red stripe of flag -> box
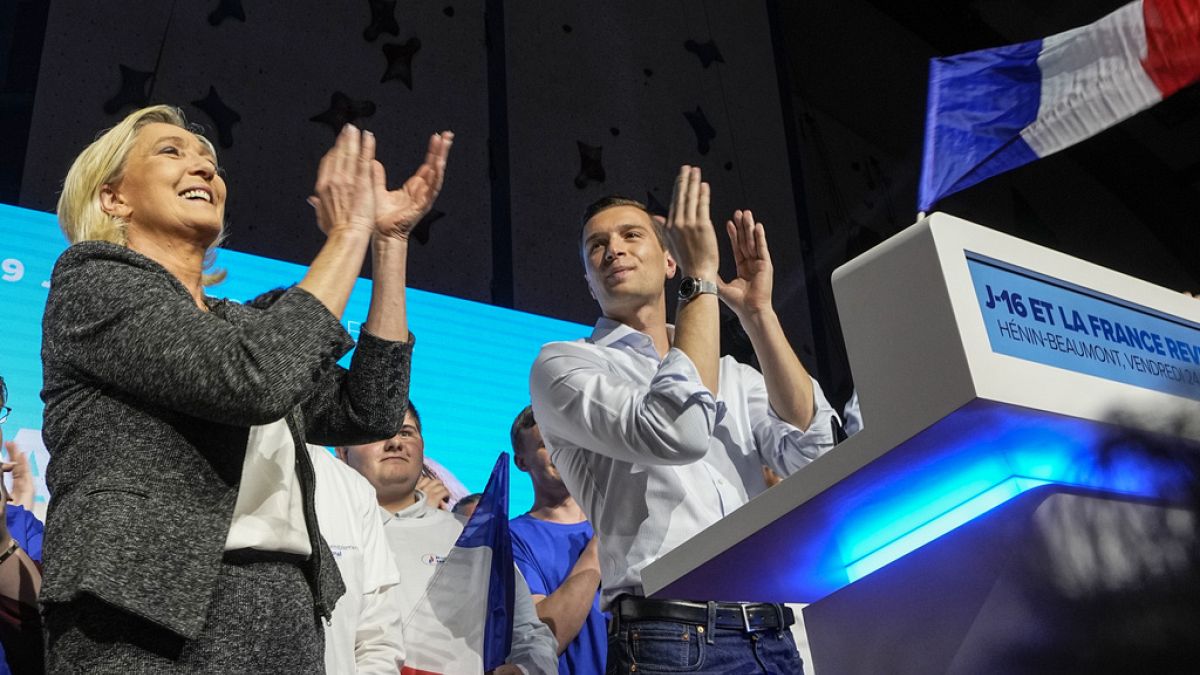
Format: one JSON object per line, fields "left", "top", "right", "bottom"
{"left": 1141, "top": 0, "right": 1200, "bottom": 96}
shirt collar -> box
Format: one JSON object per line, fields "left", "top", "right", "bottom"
{"left": 590, "top": 317, "right": 674, "bottom": 360}
{"left": 387, "top": 490, "right": 434, "bottom": 520}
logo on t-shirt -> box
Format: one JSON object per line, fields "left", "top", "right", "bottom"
{"left": 421, "top": 553, "right": 447, "bottom": 566}
{"left": 329, "top": 544, "right": 359, "bottom": 559}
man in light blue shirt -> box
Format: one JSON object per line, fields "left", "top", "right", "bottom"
{"left": 530, "top": 169, "right": 838, "bottom": 673}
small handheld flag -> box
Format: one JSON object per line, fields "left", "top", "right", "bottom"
{"left": 401, "top": 453, "right": 514, "bottom": 675}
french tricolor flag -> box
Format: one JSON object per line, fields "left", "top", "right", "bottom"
{"left": 919, "top": 0, "right": 1200, "bottom": 212}
{"left": 401, "top": 453, "right": 515, "bottom": 675}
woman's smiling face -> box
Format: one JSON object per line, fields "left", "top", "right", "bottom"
{"left": 101, "top": 122, "right": 227, "bottom": 247}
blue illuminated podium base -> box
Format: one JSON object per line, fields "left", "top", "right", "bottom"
{"left": 804, "top": 486, "right": 1192, "bottom": 674}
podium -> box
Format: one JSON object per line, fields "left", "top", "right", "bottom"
{"left": 639, "top": 213, "right": 1200, "bottom": 671}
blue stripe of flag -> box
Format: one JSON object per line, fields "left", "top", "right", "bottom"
{"left": 455, "top": 452, "right": 514, "bottom": 671}
{"left": 919, "top": 39, "right": 1044, "bottom": 211}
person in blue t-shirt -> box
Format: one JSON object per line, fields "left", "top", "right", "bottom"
{"left": 509, "top": 406, "right": 606, "bottom": 675}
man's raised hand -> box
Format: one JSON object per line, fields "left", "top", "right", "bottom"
{"left": 663, "top": 165, "right": 719, "bottom": 279}
{"left": 718, "top": 209, "right": 775, "bottom": 319}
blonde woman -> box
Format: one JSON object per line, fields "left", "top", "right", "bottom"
{"left": 40, "top": 105, "right": 451, "bottom": 671}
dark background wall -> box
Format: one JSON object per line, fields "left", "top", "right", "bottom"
{"left": 3, "top": 0, "right": 1199, "bottom": 407}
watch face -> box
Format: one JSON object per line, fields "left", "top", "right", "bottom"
{"left": 679, "top": 277, "right": 696, "bottom": 298}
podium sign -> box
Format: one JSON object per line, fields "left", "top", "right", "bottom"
{"left": 967, "top": 252, "right": 1200, "bottom": 401}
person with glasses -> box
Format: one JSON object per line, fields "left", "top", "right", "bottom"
{"left": 0, "top": 374, "right": 44, "bottom": 674}
{"left": 0, "top": 406, "right": 35, "bottom": 516}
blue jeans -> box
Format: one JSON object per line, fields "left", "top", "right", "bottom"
{"left": 607, "top": 618, "right": 805, "bottom": 674}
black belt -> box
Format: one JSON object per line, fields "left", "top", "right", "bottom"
{"left": 222, "top": 548, "right": 309, "bottom": 566}
{"left": 613, "top": 596, "right": 794, "bottom": 633}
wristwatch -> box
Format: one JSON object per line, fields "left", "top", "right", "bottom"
{"left": 678, "top": 276, "right": 718, "bottom": 302}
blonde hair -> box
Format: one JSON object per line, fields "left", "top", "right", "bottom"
{"left": 57, "top": 105, "right": 226, "bottom": 285}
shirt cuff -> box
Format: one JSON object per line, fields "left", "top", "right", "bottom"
{"left": 657, "top": 348, "right": 718, "bottom": 417}
{"left": 769, "top": 404, "right": 835, "bottom": 452}
{"left": 769, "top": 377, "right": 840, "bottom": 462}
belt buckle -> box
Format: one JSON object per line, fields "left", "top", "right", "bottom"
{"left": 741, "top": 604, "right": 762, "bottom": 633}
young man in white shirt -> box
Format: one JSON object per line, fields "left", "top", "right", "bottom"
{"left": 529, "top": 167, "right": 838, "bottom": 673}
{"left": 341, "top": 404, "right": 558, "bottom": 675}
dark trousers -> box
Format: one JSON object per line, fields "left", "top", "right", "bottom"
{"left": 43, "top": 557, "right": 324, "bottom": 673}
{"left": 607, "top": 608, "right": 805, "bottom": 674}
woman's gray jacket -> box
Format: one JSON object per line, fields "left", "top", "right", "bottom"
{"left": 39, "top": 241, "right": 413, "bottom": 638}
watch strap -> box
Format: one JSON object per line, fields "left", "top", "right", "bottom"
{"left": 678, "top": 277, "right": 719, "bottom": 301}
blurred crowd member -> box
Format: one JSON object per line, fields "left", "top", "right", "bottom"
{"left": 342, "top": 403, "right": 558, "bottom": 674}
{"left": 842, "top": 389, "right": 863, "bottom": 437}
{"left": 997, "top": 416, "right": 1200, "bottom": 672}
{"left": 509, "top": 406, "right": 605, "bottom": 674}
{"left": 417, "top": 462, "right": 453, "bottom": 511}
{"left": 41, "top": 104, "right": 447, "bottom": 670}
{"left": 423, "top": 456, "right": 472, "bottom": 509}
{"left": 0, "top": 380, "right": 39, "bottom": 556}
{"left": 452, "top": 493, "right": 483, "bottom": 518}
{"left": 1, "top": 442, "right": 34, "bottom": 515}
{"left": 0, "top": 376, "right": 43, "bottom": 674}
{"left": 762, "top": 464, "right": 784, "bottom": 489}
{"left": 530, "top": 177, "right": 838, "bottom": 673}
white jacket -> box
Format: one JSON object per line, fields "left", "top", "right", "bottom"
{"left": 311, "top": 446, "right": 407, "bottom": 674}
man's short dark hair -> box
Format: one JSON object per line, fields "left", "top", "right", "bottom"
{"left": 510, "top": 405, "right": 536, "bottom": 455}
{"left": 405, "top": 401, "right": 422, "bottom": 433}
{"left": 0, "top": 374, "right": 7, "bottom": 408}
{"left": 579, "top": 195, "right": 667, "bottom": 251}
{"left": 452, "top": 493, "right": 483, "bottom": 516}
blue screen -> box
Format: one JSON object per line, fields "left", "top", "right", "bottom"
{"left": 0, "top": 202, "right": 589, "bottom": 516}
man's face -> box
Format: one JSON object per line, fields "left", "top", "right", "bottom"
{"left": 581, "top": 205, "right": 676, "bottom": 316}
{"left": 514, "top": 424, "right": 564, "bottom": 489}
{"left": 344, "top": 410, "right": 425, "bottom": 499}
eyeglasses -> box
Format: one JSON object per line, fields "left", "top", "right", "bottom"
{"left": 0, "top": 406, "right": 9, "bottom": 424}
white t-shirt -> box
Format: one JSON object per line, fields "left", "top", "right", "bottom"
{"left": 224, "top": 419, "right": 310, "bottom": 553}
{"left": 382, "top": 492, "right": 558, "bottom": 675}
